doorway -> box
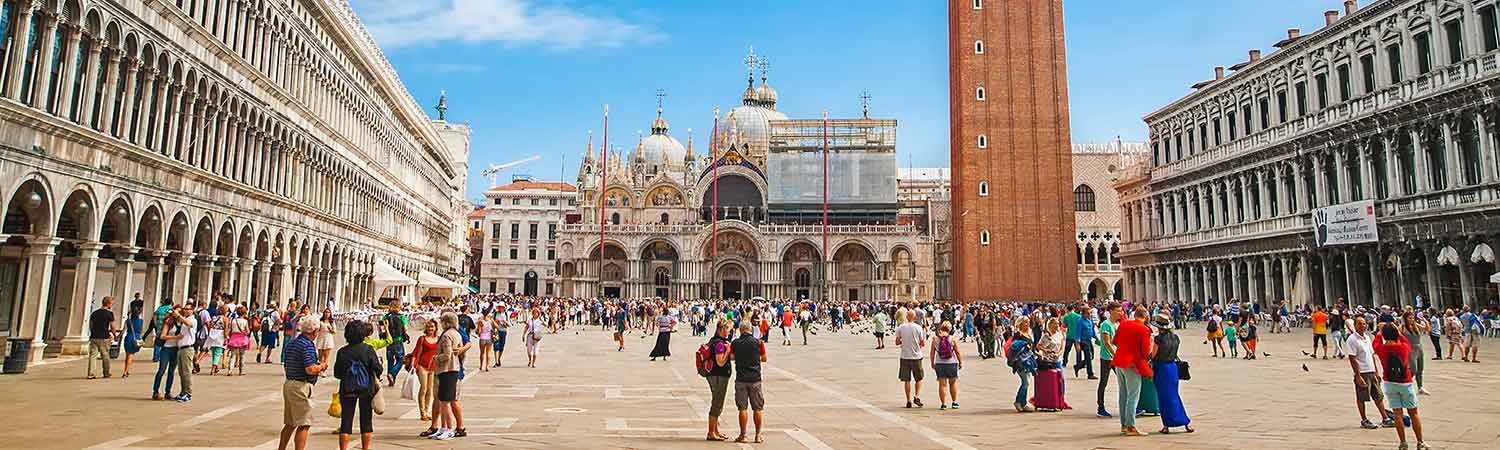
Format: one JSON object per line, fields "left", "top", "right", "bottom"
{"left": 722, "top": 280, "right": 743, "bottom": 300}
{"left": 603, "top": 286, "right": 621, "bottom": 299}
{"left": 523, "top": 271, "right": 538, "bottom": 296}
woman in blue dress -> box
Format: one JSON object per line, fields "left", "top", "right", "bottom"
{"left": 1150, "top": 314, "right": 1193, "bottom": 433}
{"left": 962, "top": 309, "right": 976, "bottom": 342}
{"left": 122, "top": 299, "right": 145, "bottom": 378}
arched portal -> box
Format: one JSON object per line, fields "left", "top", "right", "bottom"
{"left": 782, "top": 241, "right": 820, "bottom": 300}
{"left": 524, "top": 270, "right": 538, "bottom": 297}
{"left": 833, "top": 242, "right": 875, "bottom": 302}
{"left": 641, "top": 240, "right": 678, "bottom": 299}
{"left": 716, "top": 262, "right": 747, "bottom": 300}
{"left": 590, "top": 243, "right": 627, "bottom": 298}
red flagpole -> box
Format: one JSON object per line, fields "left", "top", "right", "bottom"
{"left": 711, "top": 108, "right": 720, "bottom": 280}
{"left": 821, "top": 111, "right": 829, "bottom": 293}
{"left": 599, "top": 104, "right": 609, "bottom": 298}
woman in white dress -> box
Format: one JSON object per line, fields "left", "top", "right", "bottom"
{"left": 525, "top": 307, "right": 543, "bottom": 368}
{"left": 316, "top": 310, "right": 337, "bottom": 366}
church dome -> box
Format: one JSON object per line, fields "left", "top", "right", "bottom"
{"left": 637, "top": 106, "right": 687, "bottom": 168}
{"left": 755, "top": 82, "right": 778, "bottom": 106}
{"left": 720, "top": 100, "right": 787, "bottom": 159}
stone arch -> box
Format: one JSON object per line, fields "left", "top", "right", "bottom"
{"left": 779, "top": 238, "right": 822, "bottom": 263}
{"left": 165, "top": 209, "right": 191, "bottom": 252}
{"left": 215, "top": 219, "right": 237, "bottom": 257}
{"left": 55, "top": 186, "right": 101, "bottom": 242}
{"left": 236, "top": 224, "right": 255, "bottom": 259}
{"left": 640, "top": 239, "right": 680, "bottom": 261}
{"left": 703, "top": 229, "right": 758, "bottom": 260}
{"left": 3, "top": 176, "right": 56, "bottom": 236}
{"left": 99, "top": 193, "right": 134, "bottom": 245}
{"left": 191, "top": 214, "right": 215, "bottom": 254}
{"left": 134, "top": 202, "right": 164, "bottom": 250}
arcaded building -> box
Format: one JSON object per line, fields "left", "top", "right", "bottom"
{"left": 1117, "top": 0, "right": 1500, "bottom": 309}
{"left": 949, "top": 0, "right": 1077, "bottom": 301}
{"left": 1073, "top": 142, "right": 1148, "bottom": 300}
{"left": 0, "top": 0, "right": 469, "bottom": 362}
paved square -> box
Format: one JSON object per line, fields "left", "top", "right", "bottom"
{"left": 3, "top": 325, "right": 1498, "bottom": 449}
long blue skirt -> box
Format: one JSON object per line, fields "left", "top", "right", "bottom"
{"left": 1152, "top": 361, "right": 1191, "bottom": 428}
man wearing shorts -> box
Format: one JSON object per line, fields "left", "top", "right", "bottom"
{"left": 731, "top": 322, "right": 767, "bottom": 443}
{"left": 1345, "top": 317, "right": 1394, "bottom": 429}
{"left": 1311, "top": 306, "right": 1329, "bottom": 359}
{"left": 894, "top": 311, "right": 926, "bottom": 408}
{"left": 278, "top": 317, "right": 325, "bottom": 450}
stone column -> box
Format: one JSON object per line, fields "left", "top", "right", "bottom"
{"left": 1441, "top": 119, "right": 1461, "bottom": 189}
{"left": 277, "top": 262, "right": 294, "bottom": 304}
{"left": 116, "top": 65, "right": 144, "bottom": 140}
{"left": 1319, "top": 252, "right": 1335, "bottom": 306}
{"left": 141, "top": 251, "right": 164, "bottom": 303}
{"left": 236, "top": 259, "right": 254, "bottom": 303}
{"left": 26, "top": 11, "right": 59, "bottom": 106}
{"left": 170, "top": 253, "right": 192, "bottom": 304}
{"left": 1246, "top": 258, "right": 1261, "bottom": 305}
{"left": 1262, "top": 257, "right": 1276, "bottom": 305}
{"left": 61, "top": 242, "right": 105, "bottom": 355}
{"left": 94, "top": 51, "right": 121, "bottom": 132}
{"left": 1424, "top": 245, "right": 1441, "bottom": 309}
{"left": 55, "top": 28, "right": 83, "bottom": 117}
{"left": 4, "top": 5, "right": 36, "bottom": 101}
{"left": 111, "top": 246, "right": 138, "bottom": 313}
{"left": 1230, "top": 258, "right": 1243, "bottom": 302}
{"left": 1368, "top": 248, "right": 1383, "bottom": 307}
{"left": 1282, "top": 256, "right": 1296, "bottom": 305}
{"left": 1457, "top": 246, "right": 1474, "bottom": 309}
{"left": 1342, "top": 250, "right": 1356, "bottom": 304}
{"left": 257, "top": 263, "right": 273, "bottom": 309}
{"left": 1412, "top": 129, "right": 1431, "bottom": 193}
{"left": 16, "top": 237, "right": 61, "bottom": 362}
{"left": 1478, "top": 111, "right": 1497, "bottom": 183}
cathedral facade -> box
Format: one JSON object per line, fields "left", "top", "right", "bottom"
{"left": 554, "top": 58, "right": 932, "bottom": 301}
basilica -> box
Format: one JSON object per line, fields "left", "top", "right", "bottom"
{"left": 554, "top": 55, "right": 932, "bottom": 301}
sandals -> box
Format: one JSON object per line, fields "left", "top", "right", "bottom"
{"left": 418, "top": 428, "right": 439, "bottom": 437}
{"left": 706, "top": 435, "right": 727, "bottom": 442}
{"left": 1123, "top": 428, "right": 1147, "bottom": 437}
{"left": 754, "top": 434, "right": 764, "bottom": 443}
{"left": 1159, "top": 428, "right": 1171, "bottom": 434}
{"left": 734, "top": 435, "right": 748, "bottom": 443}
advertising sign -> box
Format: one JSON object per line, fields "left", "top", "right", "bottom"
{"left": 1312, "top": 200, "right": 1378, "bottom": 247}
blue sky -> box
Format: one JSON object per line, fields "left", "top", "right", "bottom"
{"left": 350, "top": 0, "right": 1355, "bottom": 200}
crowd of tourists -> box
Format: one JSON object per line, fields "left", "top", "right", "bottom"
{"left": 76, "top": 289, "right": 1499, "bottom": 449}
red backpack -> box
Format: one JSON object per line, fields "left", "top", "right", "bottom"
{"left": 696, "top": 341, "right": 715, "bottom": 377}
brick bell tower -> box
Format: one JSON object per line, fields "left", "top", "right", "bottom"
{"left": 949, "top": 0, "right": 1076, "bottom": 301}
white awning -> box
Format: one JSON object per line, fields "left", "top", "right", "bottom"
{"left": 1490, "top": 272, "right": 1500, "bottom": 284}
{"left": 1436, "top": 246, "right": 1460, "bottom": 267}
{"left": 1472, "top": 243, "right": 1495, "bottom": 264}
{"left": 371, "top": 258, "right": 416, "bottom": 297}
{"left": 417, "top": 269, "right": 466, "bottom": 298}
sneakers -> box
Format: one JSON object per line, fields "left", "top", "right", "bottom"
{"left": 173, "top": 395, "right": 192, "bottom": 403}
{"left": 429, "top": 428, "right": 453, "bottom": 440}
{"left": 1381, "top": 418, "right": 1397, "bottom": 428}
{"left": 905, "top": 401, "right": 912, "bottom": 409}
{"left": 1097, "top": 408, "right": 1113, "bottom": 418}
{"left": 950, "top": 402, "right": 959, "bottom": 409}
{"left": 1418, "top": 387, "right": 1431, "bottom": 395}
{"left": 1360, "top": 420, "right": 1379, "bottom": 429}
{"left": 939, "top": 404, "right": 948, "bottom": 410}
{"left": 1397, "top": 442, "right": 1409, "bottom": 450}
{"left": 912, "top": 398, "right": 924, "bottom": 408}
{"left": 1416, "top": 442, "right": 1432, "bottom": 450}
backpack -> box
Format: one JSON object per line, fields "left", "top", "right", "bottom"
{"left": 347, "top": 358, "right": 372, "bottom": 393}
{"left": 695, "top": 340, "right": 716, "bottom": 377}
{"left": 1382, "top": 351, "right": 1408, "bottom": 382}
{"left": 1206, "top": 320, "right": 1219, "bottom": 333}
{"left": 249, "top": 315, "right": 262, "bottom": 332}
{"left": 936, "top": 336, "right": 955, "bottom": 360}
{"left": 1007, "top": 338, "right": 1034, "bottom": 371}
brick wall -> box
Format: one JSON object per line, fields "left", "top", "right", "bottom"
{"left": 949, "top": 0, "right": 1077, "bottom": 301}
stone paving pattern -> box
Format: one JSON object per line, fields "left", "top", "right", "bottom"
{"left": 2, "top": 325, "right": 1498, "bottom": 449}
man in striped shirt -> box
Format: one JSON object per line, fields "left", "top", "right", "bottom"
{"left": 278, "top": 316, "right": 326, "bottom": 450}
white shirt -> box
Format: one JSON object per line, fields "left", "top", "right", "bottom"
{"left": 175, "top": 315, "right": 198, "bottom": 348}
{"left": 1344, "top": 331, "right": 1375, "bottom": 373}
{"left": 894, "top": 322, "right": 927, "bottom": 360}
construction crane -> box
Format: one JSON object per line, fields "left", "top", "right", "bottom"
{"left": 481, "top": 155, "right": 542, "bottom": 187}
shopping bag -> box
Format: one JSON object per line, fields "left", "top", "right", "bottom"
{"left": 400, "top": 371, "right": 418, "bottom": 400}
{"left": 327, "top": 392, "right": 341, "bottom": 418}
{"left": 372, "top": 389, "right": 386, "bottom": 415}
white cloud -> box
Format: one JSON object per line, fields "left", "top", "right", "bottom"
{"left": 351, "top": 0, "right": 659, "bottom": 49}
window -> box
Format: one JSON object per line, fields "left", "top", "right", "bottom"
{"left": 1241, "top": 105, "right": 1252, "bottom": 134}
{"left": 528, "top": 223, "right": 538, "bottom": 240}
{"left": 549, "top": 198, "right": 558, "bottom": 206}
{"left": 1415, "top": 31, "right": 1433, "bottom": 74}
{"left": 1212, "top": 120, "right": 1222, "bottom": 145}
{"left": 547, "top": 249, "right": 556, "bottom": 260}
{"left": 492, "top": 198, "right": 501, "bottom": 205}
{"left": 1275, "top": 91, "right": 1287, "bottom": 123}
{"left": 979, "top": 230, "right": 990, "bottom": 245}
{"left": 1227, "top": 111, "right": 1238, "bottom": 140}
{"left": 1386, "top": 44, "right": 1404, "bottom": 83}
{"left": 1314, "top": 73, "right": 1329, "bottom": 109}
{"left": 509, "top": 249, "right": 518, "bottom": 259}
{"left": 1074, "top": 185, "right": 1096, "bottom": 212}
{"left": 1336, "top": 64, "right": 1351, "bottom": 101}
{"left": 659, "top": 212, "right": 669, "bottom": 224}
{"left": 545, "top": 283, "right": 554, "bottom": 296}
{"left": 510, "top": 223, "right": 519, "bottom": 239}
{"left": 1445, "top": 19, "right": 1466, "bottom": 64}
{"left": 1359, "top": 54, "right": 1376, "bottom": 94}
{"left": 1198, "top": 124, "right": 1207, "bottom": 152}
{"left": 974, "top": 40, "right": 984, "bottom": 54}
{"left": 1294, "top": 81, "right": 1307, "bottom": 116}
{"left": 1258, "top": 98, "right": 1270, "bottom": 129}
{"left": 488, "top": 281, "right": 496, "bottom": 294}
{"left": 507, "top": 282, "right": 515, "bottom": 293}
{"left": 978, "top": 181, "right": 989, "bottom": 197}
{"left": 1186, "top": 130, "right": 1195, "bottom": 155}
{"left": 511, "top": 198, "right": 520, "bottom": 205}
{"left": 1174, "top": 134, "right": 1183, "bottom": 160}
{"left": 975, "top": 87, "right": 986, "bottom": 101}
{"left": 973, "top": 0, "right": 982, "bottom": 9}
{"left": 977, "top": 134, "right": 987, "bottom": 149}
{"left": 530, "top": 198, "right": 540, "bottom": 206}
{"left": 490, "top": 248, "right": 499, "bottom": 259}
{"left": 528, "top": 249, "right": 536, "bottom": 260}
{"left": 490, "top": 223, "right": 500, "bottom": 239}
{"left": 548, "top": 223, "right": 557, "bottom": 239}
{"left": 1483, "top": 6, "right": 1499, "bottom": 52}
{"left": 610, "top": 212, "right": 620, "bottom": 225}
